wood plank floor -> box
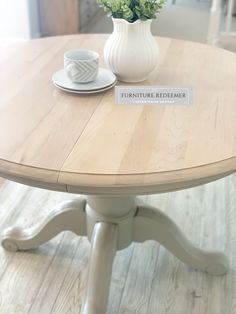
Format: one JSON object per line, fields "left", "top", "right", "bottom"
{"left": 0, "top": 174, "right": 235, "bottom": 314}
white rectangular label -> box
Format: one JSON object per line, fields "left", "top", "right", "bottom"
{"left": 115, "top": 86, "right": 193, "bottom": 105}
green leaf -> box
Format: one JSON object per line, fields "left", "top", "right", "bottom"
{"left": 96, "top": 0, "right": 166, "bottom": 23}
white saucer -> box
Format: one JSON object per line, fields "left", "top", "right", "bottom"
{"left": 53, "top": 80, "right": 117, "bottom": 94}
{"left": 52, "top": 67, "right": 117, "bottom": 92}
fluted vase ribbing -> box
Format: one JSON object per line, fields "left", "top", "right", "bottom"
{"left": 104, "top": 18, "right": 159, "bottom": 83}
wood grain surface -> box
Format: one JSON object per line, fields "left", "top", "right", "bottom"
{"left": 38, "top": 0, "right": 79, "bottom": 36}
{"left": 0, "top": 35, "right": 236, "bottom": 194}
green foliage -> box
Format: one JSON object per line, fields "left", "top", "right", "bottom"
{"left": 97, "top": 0, "right": 166, "bottom": 23}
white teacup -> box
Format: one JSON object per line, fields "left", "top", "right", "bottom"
{"left": 64, "top": 49, "right": 99, "bottom": 83}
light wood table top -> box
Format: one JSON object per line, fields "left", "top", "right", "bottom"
{"left": 0, "top": 35, "right": 236, "bottom": 194}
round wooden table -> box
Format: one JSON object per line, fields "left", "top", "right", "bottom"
{"left": 0, "top": 35, "right": 236, "bottom": 314}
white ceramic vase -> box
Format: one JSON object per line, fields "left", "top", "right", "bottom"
{"left": 104, "top": 18, "right": 159, "bottom": 83}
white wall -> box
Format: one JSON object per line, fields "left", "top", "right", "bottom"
{"left": 0, "top": 0, "right": 40, "bottom": 40}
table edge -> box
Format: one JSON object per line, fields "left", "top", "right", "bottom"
{"left": 0, "top": 157, "right": 235, "bottom": 195}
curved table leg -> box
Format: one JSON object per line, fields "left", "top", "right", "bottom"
{"left": 1, "top": 195, "right": 229, "bottom": 314}
{"left": 1, "top": 198, "right": 87, "bottom": 252}
{"left": 82, "top": 222, "right": 118, "bottom": 314}
{"left": 133, "top": 205, "right": 229, "bottom": 275}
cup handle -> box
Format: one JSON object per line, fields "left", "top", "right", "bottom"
{"left": 66, "top": 63, "right": 77, "bottom": 80}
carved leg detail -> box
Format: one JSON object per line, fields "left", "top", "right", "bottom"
{"left": 133, "top": 205, "right": 229, "bottom": 275}
{"left": 82, "top": 222, "right": 118, "bottom": 314}
{"left": 2, "top": 198, "right": 87, "bottom": 252}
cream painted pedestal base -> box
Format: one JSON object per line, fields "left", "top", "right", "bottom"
{"left": 1, "top": 196, "right": 229, "bottom": 314}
